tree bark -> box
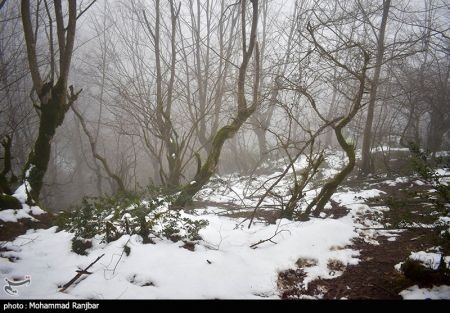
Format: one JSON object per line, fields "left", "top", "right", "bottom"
{"left": 21, "top": 0, "right": 79, "bottom": 203}
{"left": 427, "top": 106, "right": 449, "bottom": 153}
{"left": 0, "top": 135, "right": 14, "bottom": 195}
{"left": 143, "top": 0, "right": 181, "bottom": 188}
{"left": 360, "top": 0, "right": 391, "bottom": 176}
{"left": 174, "top": 0, "right": 259, "bottom": 208}
{"left": 299, "top": 23, "right": 370, "bottom": 217}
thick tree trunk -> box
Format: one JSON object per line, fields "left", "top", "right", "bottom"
{"left": 427, "top": 108, "right": 448, "bottom": 153}
{"left": 254, "top": 126, "right": 267, "bottom": 161}
{"left": 23, "top": 82, "right": 69, "bottom": 202}
{"left": 0, "top": 135, "right": 14, "bottom": 195}
{"left": 166, "top": 138, "right": 182, "bottom": 188}
{"left": 174, "top": 109, "right": 256, "bottom": 207}
{"left": 20, "top": 0, "right": 78, "bottom": 203}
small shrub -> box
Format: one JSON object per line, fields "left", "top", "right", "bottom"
{"left": 409, "top": 143, "right": 449, "bottom": 206}
{"left": 296, "top": 257, "right": 318, "bottom": 268}
{"left": 123, "top": 245, "right": 131, "bottom": 256}
{"left": 0, "top": 194, "right": 22, "bottom": 211}
{"left": 400, "top": 257, "right": 450, "bottom": 285}
{"left": 57, "top": 190, "right": 209, "bottom": 250}
{"left": 327, "top": 259, "right": 346, "bottom": 272}
{"left": 71, "top": 238, "right": 92, "bottom": 256}
{"left": 442, "top": 227, "right": 450, "bottom": 241}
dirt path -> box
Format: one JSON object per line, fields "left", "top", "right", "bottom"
{"left": 279, "top": 179, "right": 450, "bottom": 299}
{"left": 306, "top": 229, "right": 442, "bottom": 299}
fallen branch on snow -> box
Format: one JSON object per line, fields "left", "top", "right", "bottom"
{"left": 59, "top": 254, "right": 105, "bottom": 293}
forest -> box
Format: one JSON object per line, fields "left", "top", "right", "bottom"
{"left": 0, "top": 0, "right": 449, "bottom": 300}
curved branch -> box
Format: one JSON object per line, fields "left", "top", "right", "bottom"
{"left": 72, "top": 105, "right": 126, "bottom": 192}
{"left": 21, "top": 0, "right": 43, "bottom": 93}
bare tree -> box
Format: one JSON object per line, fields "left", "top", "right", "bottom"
{"left": 360, "top": 0, "right": 391, "bottom": 176}
{"left": 250, "top": 0, "right": 300, "bottom": 162}
{"left": 174, "top": 0, "right": 260, "bottom": 207}
{"left": 71, "top": 105, "right": 126, "bottom": 192}
{"left": 19, "top": 0, "right": 82, "bottom": 204}
{"left": 286, "top": 5, "right": 372, "bottom": 218}
{"left": 181, "top": 0, "right": 239, "bottom": 155}
{"left": 0, "top": 1, "right": 35, "bottom": 196}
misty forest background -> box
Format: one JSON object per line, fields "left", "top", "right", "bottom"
{"left": 0, "top": 0, "right": 448, "bottom": 213}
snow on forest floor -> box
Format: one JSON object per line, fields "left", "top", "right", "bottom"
{"left": 400, "top": 285, "right": 450, "bottom": 299}
{"left": 0, "top": 215, "right": 358, "bottom": 299}
{"left": 0, "top": 149, "right": 449, "bottom": 299}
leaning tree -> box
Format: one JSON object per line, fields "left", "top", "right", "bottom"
{"left": 174, "top": 0, "right": 260, "bottom": 207}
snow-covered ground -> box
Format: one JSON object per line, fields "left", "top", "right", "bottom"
{"left": 400, "top": 285, "right": 450, "bottom": 299}
{"left": 0, "top": 186, "right": 427, "bottom": 299}
{"left": 1, "top": 150, "right": 449, "bottom": 299}
{"left": 0, "top": 184, "right": 46, "bottom": 223}
{"left": 0, "top": 213, "right": 359, "bottom": 299}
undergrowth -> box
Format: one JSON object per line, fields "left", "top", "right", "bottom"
{"left": 56, "top": 189, "right": 208, "bottom": 255}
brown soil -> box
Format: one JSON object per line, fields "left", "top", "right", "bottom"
{"left": 278, "top": 177, "right": 450, "bottom": 299}
{"left": 0, "top": 212, "right": 54, "bottom": 242}
{"left": 279, "top": 226, "right": 447, "bottom": 299}
{"left": 323, "top": 200, "right": 350, "bottom": 219}
{"left": 305, "top": 230, "right": 441, "bottom": 299}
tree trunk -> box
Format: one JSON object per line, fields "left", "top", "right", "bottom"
{"left": 174, "top": 0, "right": 259, "bottom": 207}
{"left": 72, "top": 105, "right": 126, "bottom": 192}
{"left": 298, "top": 28, "right": 370, "bottom": 218}
{"left": 427, "top": 107, "right": 448, "bottom": 153}
{"left": 20, "top": 0, "right": 79, "bottom": 203}
{"left": 360, "top": 0, "right": 391, "bottom": 176}
{"left": 254, "top": 126, "right": 267, "bottom": 161}
{"left": 143, "top": 0, "right": 181, "bottom": 189}
{"left": 303, "top": 127, "right": 356, "bottom": 217}
{"left": 0, "top": 135, "right": 14, "bottom": 195}
{"left": 174, "top": 108, "right": 257, "bottom": 207}
{"left": 283, "top": 152, "right": 324, "bottom": 220}
{"left": 23, "top": 82, "right": 69, "bottom": 202}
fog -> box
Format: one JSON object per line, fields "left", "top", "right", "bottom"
{"left": 0, "top": 0, "right": 448, "bottom": 211}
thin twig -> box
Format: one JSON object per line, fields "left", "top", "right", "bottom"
{"left": 250, "top": 221, "right": 291, "bottom": 250}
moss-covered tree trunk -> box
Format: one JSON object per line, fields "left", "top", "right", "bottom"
{"left": 283, "top": 152, "right": 324, "bottom": 220}
{"left": 0, "top": 135, "right": 15, "bottom": 195}
{"left": 174, "top": 109, "right": 256, "bottom": 207}
{"left": 173, "top": 0, "right": 259, "bottom": 208}
{"left": 20, "top": 0, "right": 79, "bottom": 204}
{"left": 24, "top": 82, "right": 67, "bottom": 202}
{"left": 298, "top": 26, "right": 370, "bottom": 218}
{"left": 302, "top": 127, "right": 356, "bottom": 217}
{"left": 0, "top": 136, "right": 21, "bottom": 211}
